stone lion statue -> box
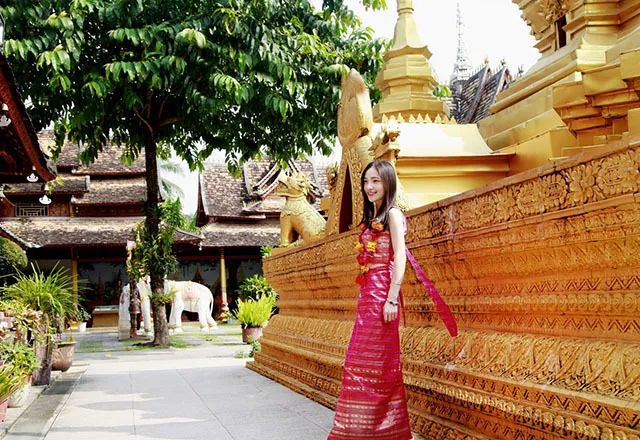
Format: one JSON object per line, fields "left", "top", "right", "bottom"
{"left": 276, "top": 171, "right": 326, "bottom": 247}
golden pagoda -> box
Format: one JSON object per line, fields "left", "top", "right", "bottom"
{"left": 250, "top": 1, "right": 640, "bottom": 439}
{"left": 372, "top": 0, "right": 512, "bottom": 207}
{"left": 480, "top": 0, "right": 640, "bottom": 173}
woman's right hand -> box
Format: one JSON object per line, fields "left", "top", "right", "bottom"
{"left": 383, "top": 300, "right": 398, "bottom": 323}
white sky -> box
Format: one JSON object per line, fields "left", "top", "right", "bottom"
{"left": 335, "top": 0, "right": 539, "bottom": 81}
{"left": 172, "top": 0, "right": 540, "bottom": 214}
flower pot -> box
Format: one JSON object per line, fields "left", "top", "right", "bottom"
{"left": 8, "top": 380, "right": 30, "bottom": 408}
{"left": 78, "top": 322, "right": 87, "bottom": 333}
{"left": 242, "top": 326, "right": 263, "bottom": 344}
{"left": 52, "top": 341, "right": 76, "bottom": 372}
{"left": 0, "top": 398, "right": 8, "bottom": 423}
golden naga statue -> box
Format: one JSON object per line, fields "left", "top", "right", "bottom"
{"left": 325, "top": 69, "right": 375, "bottom": 234}
{"left": 276, "top": 171, "right": 326, "bottom": 247}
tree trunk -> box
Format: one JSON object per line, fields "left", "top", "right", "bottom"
{"left": 144, "top": 135, "right": 170, "bottom": 347}
{"left": 32, "top": 339, "right": 53, "bottom": 386}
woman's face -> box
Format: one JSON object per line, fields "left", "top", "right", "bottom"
{"left": 364, "top": 166, "right": 385, "bottom": 207}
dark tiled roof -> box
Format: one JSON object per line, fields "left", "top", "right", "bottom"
{"left": 39, "top": 131, "right": 146, "bottom": 176}
{"left": 474, "top": 67, "right": 510, "bottom": 122}
{"left": 451, "top": 65, "right": 511, "bottom": 124}
{"left": 71, "top": 177, "right": 146, "bottom": 205}
{"left": 0, "top": 217, "right": 200, "bottom": 248}
{"left": 200, "top": 165, "right": 248, "bottom": 218}
{"left": 3, "top": 175, "right": 89, "bottom": 195}
{"left": 200, "top": 159, "right": 328, "bottom": 220}
{"left": 200, "top": 220, "right": 280, "bottom": 248}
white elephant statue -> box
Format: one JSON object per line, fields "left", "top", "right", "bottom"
{"left": 165, "top": 280, "right": 217, "bottom": 333}
{"left": 118, "top": 279, "right": 153, "bottom": 339}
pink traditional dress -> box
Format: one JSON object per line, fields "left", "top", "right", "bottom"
{"left": 328, "top": 217, "right": 458, "bottom": 440}
{"left": 328, "top": 220, "right": 412, "bottom": 440}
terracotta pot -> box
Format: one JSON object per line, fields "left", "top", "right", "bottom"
{"left": 8, "top": 379, "right": 30, "bottom": 408}
{"left": 52, "top": 341, "right": 76, "bottom": 372}
{"left": 0, "top": 398, "right": 8, "bottom": 423}
{"left": 242, "top": 326, "right": 263, "bottom": 344}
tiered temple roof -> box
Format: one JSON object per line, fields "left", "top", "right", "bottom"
{"left": 197, "top": 159, "right": 327, "bottom": 248}
{"left": 0, "top": 132, "right": 198, "bottom": 249}
{"left": 450, "top": 64, "right": 511, "bottom": 124}
{"left": 0, "top": 216, "right": 200, "bottom": 248}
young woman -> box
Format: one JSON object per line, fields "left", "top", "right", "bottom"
{"left": 328, "top": 160, "right": 412, "bottom": 440}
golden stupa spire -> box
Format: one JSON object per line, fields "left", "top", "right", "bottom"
{"left": 372, "top": 0, "right": 448, "bottom": 122}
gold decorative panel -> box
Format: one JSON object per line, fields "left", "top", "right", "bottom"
{"left": 249, "top": 138, "right": 640, "bottom": 439}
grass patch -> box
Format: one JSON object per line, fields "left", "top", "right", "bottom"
{"left": 77, "top": 340, "right": 105, "bottom": 353}
{"left": 124, "top": 336, "right": 195, "bottom": 350}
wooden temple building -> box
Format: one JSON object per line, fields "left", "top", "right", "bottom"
{"left": 0, "top": 132, "right": 201, "bottom": 311}
{"left": 250, "top": 1, "right": 640, "bottom": 439}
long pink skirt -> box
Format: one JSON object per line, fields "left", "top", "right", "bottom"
{"left": 328, "top": 266, "right": 412, "bottom": 440}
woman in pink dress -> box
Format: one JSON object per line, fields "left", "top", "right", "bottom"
{"left": 328, "top": 160, "right": 412, "bottom": 440}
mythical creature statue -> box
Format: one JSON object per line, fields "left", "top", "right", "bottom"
{"left": 326, "top": 69, "right": 375, "bottom": 234}
{"left": 276, "top": 171, "right": 326, "bottom": 247}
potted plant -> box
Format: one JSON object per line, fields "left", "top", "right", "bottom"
{"left": 235, "top": 275, "right": 278, "bottom": 302}
{"left": 52, "top": 335, "right": 75, "bottom": 372}
{"left": 76, "top": 306, "right": 91, "bottom": 333}
{"left": 233, "top": 294, "right": 277, "bottom": 344}
{"left": 1, "top": 264, "right": 79, "bottom": 385}
{"left": 0, "top": 299, "right": 45, "bottom": 346}
{"left": 0, "top": 341, "right": 39, "bottom": 408}
{"left": 0, "top": 363, "right": 24, "bottom": 422}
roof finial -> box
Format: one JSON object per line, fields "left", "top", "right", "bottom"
{"left": 372, "top": 0, "right": 449, "bottom": 122}
{"left": 390, "top": 0, "right": 423, "bottom": 52}
{"left": 450, "top": 1, "right": 472, "bottom": 84}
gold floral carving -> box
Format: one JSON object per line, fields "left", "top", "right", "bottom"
{"left": 597, "top": 151, "right": 639, "bottom": 197}
{"left": 565, "top": 163, "right": 601, "bottom": 206}
{"left": 400, "top": 327, "right": 640, "bottom": 400}
{"left": 538, "top": 0, "right": 569, "bottom": 25}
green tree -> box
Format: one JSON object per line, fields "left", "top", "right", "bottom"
{"left": 0, "top": 237, "right": 28, "bottom": 287}
{"left": 2, "top": 0, "right": 387, "bottom": 346}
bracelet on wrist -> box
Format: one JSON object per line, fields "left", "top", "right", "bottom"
{"left": 386, "top": 298, "right": 399, "bottom": 306}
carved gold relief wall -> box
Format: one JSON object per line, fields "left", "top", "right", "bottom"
{"left": 249, "top": 137, "right": 640, "bottom": 439}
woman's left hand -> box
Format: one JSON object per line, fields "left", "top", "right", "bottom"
{"left": 383, "top": 301, "right": 398, "bottom": 323}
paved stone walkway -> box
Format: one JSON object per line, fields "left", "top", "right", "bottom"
{"left": 2, "top": 324, "right": 334, "bottom": 440}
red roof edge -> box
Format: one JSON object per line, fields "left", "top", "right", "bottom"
{"left": 0, "top": 54, "right": 56, "bottom": 182}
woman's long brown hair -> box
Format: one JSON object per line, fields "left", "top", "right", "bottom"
{"left": 360, "top": 160, "right": 397, "bottom": 230}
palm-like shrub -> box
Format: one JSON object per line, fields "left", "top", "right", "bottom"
{"left": 235, "top": 275, "right": 278, "bottom": 302}
{"left": 1, "top": 264, "right": 78, "bottom": 333}
{"left": 233, "top": 295, "right": 277, "bottom": 329}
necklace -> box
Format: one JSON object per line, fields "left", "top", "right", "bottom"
{"left": 354, "top": 220, "right": 385, "bottom": 285}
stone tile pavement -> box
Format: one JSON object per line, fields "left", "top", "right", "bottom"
{"left": 0, "top": 323, "right": 335, "bottom": 440}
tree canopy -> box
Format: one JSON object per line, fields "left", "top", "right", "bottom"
{"left": 1, "top": 0, "right": 388, "bottom": 172}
